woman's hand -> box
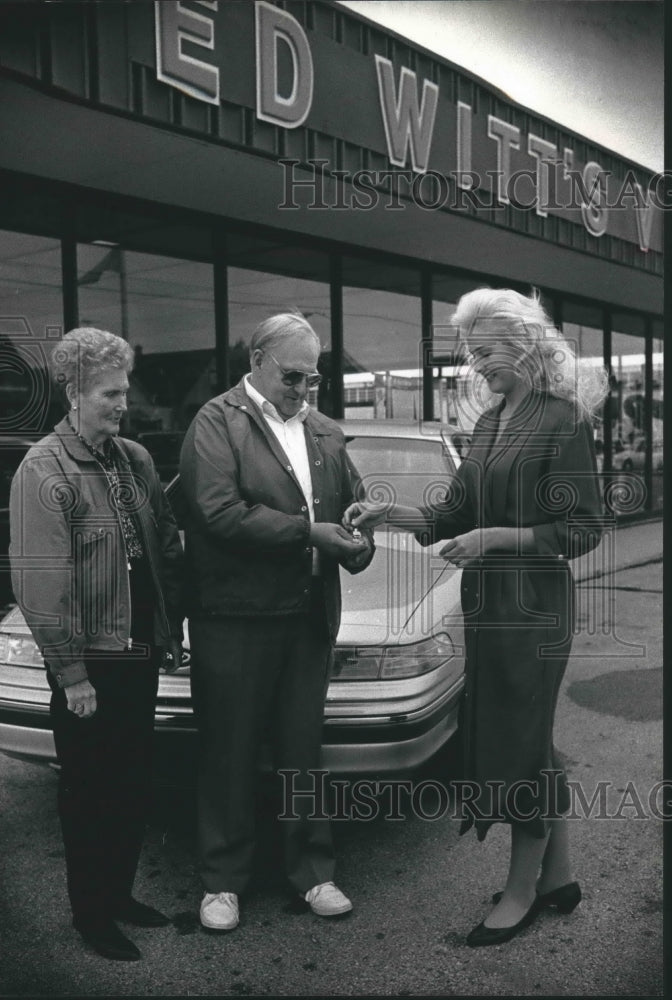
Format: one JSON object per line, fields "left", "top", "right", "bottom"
{"left": 439, "top": 528, "right": 500, "bottom": 566}
{"left": 342, "top": 500, "right": 389, "bottom": 530}
{"left": 65, "top": 678, "right": 97, "bottom": 719}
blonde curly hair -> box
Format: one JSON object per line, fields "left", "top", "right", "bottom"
{"left": 452, "top": 287, "right": 609, "bottom": 420}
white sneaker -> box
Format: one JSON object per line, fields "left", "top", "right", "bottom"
{"left": 200, "top": 891, "right": 239, "bottom": 931}
{"left": 303, "top": 881, "right": 353, "bottom": 917}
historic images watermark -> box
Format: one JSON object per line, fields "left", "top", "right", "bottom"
{"left": 278, "top": 769, "right": 672, "bottom": 823}
{"left": 277, "top": 159, "right": 671, "bottom": 216}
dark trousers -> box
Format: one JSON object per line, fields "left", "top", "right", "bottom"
{"left": 189, "top": 585, "right": 335, "bottom": 895}
{"left": 47, "top": 557, "right": 159, "bottom": 925}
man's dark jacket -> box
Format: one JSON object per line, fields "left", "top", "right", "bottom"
{"left": 178, "top": 380, "right": 374, "bottom": 641}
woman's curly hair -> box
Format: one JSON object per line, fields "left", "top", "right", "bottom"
{"left": 50, "top": 327, "right": 134, "bottom": 398}
{"left": 452, "top": 287, "right": 609, "bottom": 420}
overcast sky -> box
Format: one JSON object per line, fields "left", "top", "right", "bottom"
{"left": 337, "top": 1, "right": 663, "bottom": 172}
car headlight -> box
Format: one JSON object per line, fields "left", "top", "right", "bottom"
{"left": 332, "top": 633, "right": 455, "bottom": 681}
{"left": 0, "top": 634, "right": 45, "bottom": 668}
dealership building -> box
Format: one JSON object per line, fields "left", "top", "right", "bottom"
{"left": 0, "top": 0, "right": 663, "bottom": 517}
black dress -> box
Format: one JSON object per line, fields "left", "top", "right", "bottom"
{"left": 418, "top": 391, "right": 603, "bottom": 840}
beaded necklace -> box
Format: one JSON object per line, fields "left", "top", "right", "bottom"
{"left": 67, "top": 416, "right": 144, "bottom": 560}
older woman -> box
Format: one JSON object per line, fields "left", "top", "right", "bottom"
{"left": 9, "top": 328, "right": 184, "bottom": 961}
{"left": 344, "top": 288, "right": 607, "bottom": 947}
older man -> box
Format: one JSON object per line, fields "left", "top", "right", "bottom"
{"left": 179, "top": 313, "right": 373, "bottom": 931}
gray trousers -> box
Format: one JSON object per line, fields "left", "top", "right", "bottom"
{"left": 189, "top": 589, "right": 335, "bottom": 895}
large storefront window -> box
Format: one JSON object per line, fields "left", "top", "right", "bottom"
{"left": 0, "top": 230, "right": 64, "bottom": 435}
{"left": 225, "top": 238, "right": 332, "bottom": 412}
{"left": 611, "top": 313, "right": 649, "bottom": 517}
{"left": 432, "top": 273, "right": 489, "bottom": 435}
{"left": 342, "top": 259, "right": 421, "bottom": 420}
{"left": 0, "top": 230, "right": 64, "bottom": 606}
{"left": 77, "top": 245, "right": 215, "bottom": 479}
{"left": 562, "top": 300, "right": 605, "bottom": 470}
{"left": 652, "top": 320, "right": 663, "bottom": 511}
{"left": 227, "top": 266, "right": 331, "bottom": 412}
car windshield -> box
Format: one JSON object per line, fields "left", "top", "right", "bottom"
{"left": 345, "top": 436, "right": 456, "bottom": 508}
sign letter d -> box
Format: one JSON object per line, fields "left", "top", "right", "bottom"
{"left": 256, "top": 1, "right": 314, "bottom": 129}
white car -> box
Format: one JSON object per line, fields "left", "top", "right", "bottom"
{"left": 0, "top": 421, "right": 466, "bottom": 778}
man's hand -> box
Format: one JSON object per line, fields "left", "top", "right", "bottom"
{"left": 162, "top": 639, "right": 184, "bottom": 674}
{"left": 65, "top": 678, "right": 97, "bottom": 719}
{"left": 342, "top": 501, "right": 389, "bottom": 530}
{"left": 341, "top": 533, "right": 373, "bottom": 571}
{"left": 310, "top": 522, "right": 369, "bottom": 560}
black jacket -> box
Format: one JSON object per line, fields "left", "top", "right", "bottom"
{"left": 179, "top": 381, "right": 374, "bottom": 641}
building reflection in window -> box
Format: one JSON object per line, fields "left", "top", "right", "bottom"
{"left": 77, "top": 245, "right": 215, "bottom": 480}
{"left": 0, "top": 230, "right": 63, "bottom": 435}
{"left": 562, "top": 300, "right": 606, "bottom": 471}
{"left": 225, "top": 239, "right": 332, "bottom": 410}
{"left": 611, "top": 313, "right": 649, "bottom": 516}
{"left": 432, "top": 274, "right": 493, "bottom": 433}
{"left": 651, "top": 320, "right": 663, "bottom": 510}
{"left": 227, "top": 266, "right": 331, "bottom": 412}
{"left": 342, "top": 258, "right": 421, "bottom": 421}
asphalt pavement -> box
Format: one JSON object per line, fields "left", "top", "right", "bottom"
{"left": 572, "top": 514, "right": 662, "bottom": 582}
{"left": 0, "top": 516, "right": 664, "bottom": 997}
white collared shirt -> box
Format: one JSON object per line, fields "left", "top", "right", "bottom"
{"left": 244, "top": 375, "right": 319, "bottom": 573}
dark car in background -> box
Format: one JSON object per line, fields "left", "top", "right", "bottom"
{"left": 0, "top": 421, "right": 467, "bottom": 779}
{"left": 137, "top": 431, "right": 186, "bottom": 485}
{"left": 611, "top": 436, "right": 664, "bottom": 473}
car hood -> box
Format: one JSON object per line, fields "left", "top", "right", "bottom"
{"left": 0, "top": 534, "right": 464, "bottom": 664}
{"left": 337, "top": 529, "right": 462, "bottom": 646}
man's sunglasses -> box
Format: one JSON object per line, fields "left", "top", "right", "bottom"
{"left": 267, "top": 352, "right": 322, "bottom": 388}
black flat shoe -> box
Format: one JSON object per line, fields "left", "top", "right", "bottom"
{"left": 113, "top": 898, "right": 171, "bottom": 927}
{"left": 492, "top": 881, "right": 581, "bottom": 914}
{"left": 466, "top": 898, "right": 540, "bottom": 948}
{"left": 74, "top": 918, "right": 141, "bottom": 961}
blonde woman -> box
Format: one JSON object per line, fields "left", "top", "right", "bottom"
{"left": 344, "top": 288, "right": 607, "bottom": 946}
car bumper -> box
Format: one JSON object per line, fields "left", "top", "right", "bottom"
{"left": 0, "top": 719, "right": 56, "bottom": 762}
{"left": 0, "top": 675, "right": 463, "bottom": 776}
